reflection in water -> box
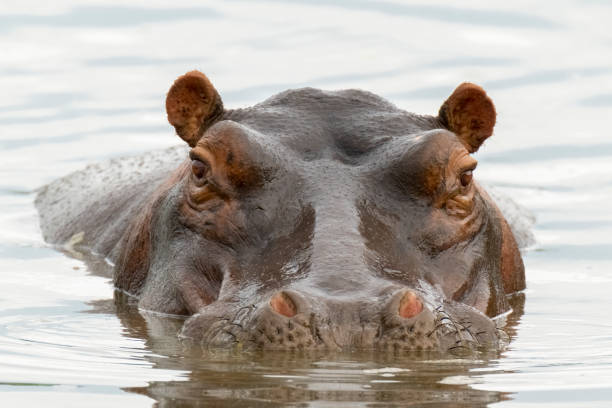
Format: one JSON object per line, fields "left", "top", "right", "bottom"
{"left": 77, "top": 249, "right": 524, "bottom": 406}
{"left": 3, "top": 0, "right": 612, "bottom": 406}
{"left": 98, "top": 295, "right": 521, "bottom": 406}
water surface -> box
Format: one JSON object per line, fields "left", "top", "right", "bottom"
{"left": 1, "top": 1, "right": 612, "bottom": 406}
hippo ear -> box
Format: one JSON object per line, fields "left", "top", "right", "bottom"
{"left": 166, "top": 70, "right": 224, "bottom": 147}
{"left": 438, "top": 83, "right": 496, "bottom": 153}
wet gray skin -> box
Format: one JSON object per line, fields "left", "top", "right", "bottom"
{"left": 36, "top": 71, "right": 526, "bottom": 353}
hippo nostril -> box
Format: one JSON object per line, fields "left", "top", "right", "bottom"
{"left": 270, "top": 291, "right": 297, "bottom": 318}
{"left": 398, "top": 290, "right": 423, "bottom": 319}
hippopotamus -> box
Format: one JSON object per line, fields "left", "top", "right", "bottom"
{"left": 36, "top": 71, "right": 526, "bottom": 352}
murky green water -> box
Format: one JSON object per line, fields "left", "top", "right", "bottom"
{"left": 2, "top": 1, "right": 612, "bottom": 406}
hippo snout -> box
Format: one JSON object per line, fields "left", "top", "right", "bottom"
{"left": 179, "top": 289, "right": 502, "bottom": 353}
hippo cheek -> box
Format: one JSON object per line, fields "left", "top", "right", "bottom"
{"left": 177, "top": 289, "right": 504, "bottom": 353}
{"left": 179, "top": 301, "right": 252, "bottom": 348}
{"left": 432, "top": 301, "right": 504, "bottom": 354}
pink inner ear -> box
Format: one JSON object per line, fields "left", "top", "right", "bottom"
{"left": 270, "top": 292, "right": 297, "bottom": 318}
{"left": 166, "top": 71, "right": 223, "bottom": 147}
{"left": 440, "top": 82, "right": 496, "bottom": 153}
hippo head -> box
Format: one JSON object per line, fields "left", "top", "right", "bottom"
{"left": 113, "top": 71, "right": 525, "bottom": 352}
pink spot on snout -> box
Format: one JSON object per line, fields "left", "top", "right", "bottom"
{"left": 270, "top": 292, "right": 297, "bottom": 318}
{"left": 399, "top": 291, "right": 423, "bottom": 319}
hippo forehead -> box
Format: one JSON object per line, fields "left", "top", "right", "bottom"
{"left": 183, "top": 89, "right": 483, "bottom": 303}
{"left": 220, "top": 87, "right": 442, "bottom": 161}
{"left": 192, "top": 87, "right": 469, "bottom": 204}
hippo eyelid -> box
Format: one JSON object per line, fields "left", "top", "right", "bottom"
{"left": 189, "top": 150, "right": 210, "bottom": 166}
{"left": 455, "top": 153, "right": 477, "bottom": 174}
{"left": 459, "top": 161, "right": 477, "bottom": 173}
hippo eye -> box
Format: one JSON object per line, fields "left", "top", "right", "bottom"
{"left": 460, "top": 170, "right": 473, "bottom": 187}
{"left": 191, "top": 159, "right": 209, "bottom": 180}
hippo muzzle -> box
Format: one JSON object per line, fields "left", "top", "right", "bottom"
{"left": 180, "top": 287, "right": 502, "bottom": 352}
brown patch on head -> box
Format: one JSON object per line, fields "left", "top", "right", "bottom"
{"left": 166, "top": 70, "right": 224, "bottom": 147}
{"left": 439, "top": 83, "right": 496, "bottom": 153}
{"left": 500, "top": 216, "right": 526, "bottom": 293}
{"left": 393, "top": 131, "right": 453, "bottom": 199}
{"left": 114, "top": 161, "right": 190, "bottom": 295}
{"left": 475, "top": 185, "right": 526, "bottom": 296}
{"left": 191, "top": 123, "right": 265, "bottom": 193}
{"left": 421, "top": 165, "right": 442, "bottom": 197}
{"left": 181, "top": 124, "right": 269, "bottom": 246}
{"left": 400, "top": 133, "right": 477, "bottom": 211}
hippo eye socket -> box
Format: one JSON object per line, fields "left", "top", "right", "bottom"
{"left": 460, "top": 170, "right": 473, "bottom": 187}
{"left": 191, "top": 159, "right": 209, "bottom": 180}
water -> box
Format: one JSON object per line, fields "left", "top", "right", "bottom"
{"left": 1, "top": 1, "right": 612, "bottom": 406}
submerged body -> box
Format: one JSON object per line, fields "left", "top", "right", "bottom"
{"left": 37, "top": 71, "right": 526, "bottom": 352}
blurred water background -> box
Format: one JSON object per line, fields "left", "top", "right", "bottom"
{"left": 1, "top": 1, "right": 612, "bottom": 406}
